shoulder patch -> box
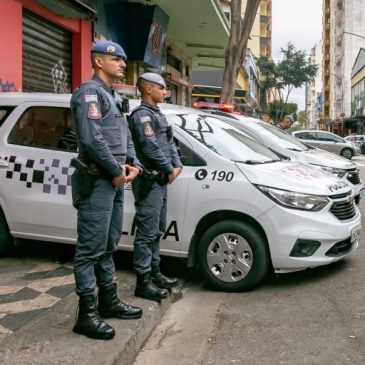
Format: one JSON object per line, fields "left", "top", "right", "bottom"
{"left": 84, "top": 94, "right": 98, "bottom": 103}
{"left": 143, "top": 121, "right": 154, "bottom": 136}
{"left": 87, "top": 102, "right": 102, "bottom": 119}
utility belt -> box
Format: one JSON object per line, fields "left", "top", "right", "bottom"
{"left": 136, "top": 167, "right": 169, "bottom": 200}
{"left": 71, "top": 155, "right": 126, "bottom": 196}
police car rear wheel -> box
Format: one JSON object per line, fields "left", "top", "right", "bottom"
{"left": 198, "top": 220, "right": 270, "bottom": 292}
{"left": 0, "top": 211, "right": 13, "bottom": 255}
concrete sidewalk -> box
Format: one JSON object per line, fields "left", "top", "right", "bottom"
{"left": 0, "top": 268, "right": 184, "bottom": 365}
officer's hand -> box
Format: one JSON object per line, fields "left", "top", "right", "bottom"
{"left": 168, "top": 167, "right": 182, "bottom": 184}
{"left": 112, "top": 171, "right": 127, "bottom": 187}
{"left": 123, "top": 164, "right": 140, "bottom": 182}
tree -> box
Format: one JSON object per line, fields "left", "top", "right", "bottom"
{"left": 292, "top": 110, "right": 307, "bottom": 131}
{"left": 268, "top": 101, "right": 297, "bottom": 122}
{"left": 220, "top": 0, "right": 261, "bottom": 104}
{"left": 256, "top": 43, "right": 318, "bottom": 123}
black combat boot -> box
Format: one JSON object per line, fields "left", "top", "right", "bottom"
{"left": 98, "top": 283, "right": 143, "bottom": 319}
{"left": 151, "top": 266, "right": 179, "bottom": 289}
{"left": 73, "top": 294, "right": 115, "bottom": 340}
{"left": 134, "top": 273, "right": 168, "bottom": 301}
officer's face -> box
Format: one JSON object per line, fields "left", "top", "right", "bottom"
{"left": 96, "top": 55, "right": 126, "bottom": 79}
{"left": 149, "top": 84, "right": 167, "bottom": 104}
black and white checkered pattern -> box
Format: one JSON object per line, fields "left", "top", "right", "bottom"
{"left": 0, "top": 155, "right": 74, "bottom": 195}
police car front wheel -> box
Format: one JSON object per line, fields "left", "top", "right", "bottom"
{"left": 198, "top": 220, "right": 270, "bottom": 292}
{"left": 0, "top": 210, "right": 13, "bottom": 256}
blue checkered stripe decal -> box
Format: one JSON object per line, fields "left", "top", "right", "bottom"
{"left": 1, "top": 155, "right": 74, "bottom": 195}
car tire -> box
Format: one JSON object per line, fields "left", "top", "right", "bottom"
{"left": 340, "top": 148, "right": 354, "bottom": 159}
{"left": 198, "top": 220, "right": 270, "bottom": 292}
{"left": 0, "top": 210, "right": 13, "bottom": 255}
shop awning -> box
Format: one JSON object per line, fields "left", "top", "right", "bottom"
{"left": 133, "top": 0, "right": 229, "bottom": 71}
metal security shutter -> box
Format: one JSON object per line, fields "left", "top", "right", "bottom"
{"left": 22, "top": 9, "right": 72, "bottom": 93}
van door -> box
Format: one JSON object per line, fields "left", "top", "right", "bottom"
{"left": 0, "top": 102, "right": 77, "bottom": 242}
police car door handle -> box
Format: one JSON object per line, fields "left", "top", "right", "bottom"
{"left": 0, "top": 160, "right": 8, "bottom": 168}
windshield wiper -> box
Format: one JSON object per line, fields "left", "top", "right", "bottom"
{"left": 287, "top": 148, "right": 303, "bottom": 152}
{"left": 233, "top": 159, "right": 278, "bottom": 165}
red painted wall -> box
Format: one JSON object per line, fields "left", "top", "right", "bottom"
{"left": 0, "top": 0, "right": 92, "bottom": 92}
{"left": 0, "top": 1, "right": 22, "bottom": 91}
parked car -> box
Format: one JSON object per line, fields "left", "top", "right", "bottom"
{"left": 292, "top": 130, "right": 360, "bottom": 159}
{"left": 204, "top": 111, "right": 364, "bottom": 203}
{"left": 0, "top": 93, "right": 361, "bottom": 292}
{"left": 344, "top": 135, "right": 365, "bottom": 154}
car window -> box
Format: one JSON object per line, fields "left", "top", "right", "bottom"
{"left": 173, "top": 137, "right": 206, "bottom": 166}
{"left": 0, "top": 107, "right": 15, "bottom": 127}
{"left": 316, "top": 132, "right": 335, "bottom": 142}
{"left": 296, "top": 131, "right": 317, "bottom": 140}
{"left": 167, "top": 113, "right": 280, "bottom": 163}
{"left": 8, "top": 106, "right": 77, "bottom": 152}
{"left": 334, "top": 135, "right": 344, "bottom": 143}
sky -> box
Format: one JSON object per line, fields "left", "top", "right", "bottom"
{"left": 271, "top": 0, "right": 323, "bottom": 110}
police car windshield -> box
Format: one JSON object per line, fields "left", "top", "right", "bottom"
{"left": 225, "top": 118, "right": 310, "bottom": 152}
{"left": 167, "top": 114, "right": 280, "bottom": 163}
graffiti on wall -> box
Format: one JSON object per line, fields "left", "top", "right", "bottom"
{"left": 0, "top": 78, "right": 17, "bottom": 92}
{"left": 51, "top": 60, "right": 69, "bottom": 93}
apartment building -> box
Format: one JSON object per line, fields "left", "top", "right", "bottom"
{"left": 306, "top": 42, "right": 323, "bottom": 129}
{"left": 321, "top": 0, "right": 365, "bottom": 134}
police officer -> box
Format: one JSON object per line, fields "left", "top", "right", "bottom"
{"left": 70, "top": 40, "right": 143, "bottom": 340}
{"left": 277, "top": 115, "right": 294, "bottom": 131}
{"left": 129, "top": 73, "right": 183, "bottom": 301}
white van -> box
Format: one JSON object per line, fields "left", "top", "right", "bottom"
{"left": 207, "top": 112, "right": 364, "bottom": 204}
{"left": 0, "top": 94, "right": 361, "bottom": 291}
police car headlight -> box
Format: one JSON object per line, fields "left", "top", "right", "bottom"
{"left": 313, "top": 165, "right": 347, "bottom": 178}
{"left": 256, "top": 185, "right": 329, "bottom": 211}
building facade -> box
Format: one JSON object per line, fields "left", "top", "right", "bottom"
{"left": 0, "top": 0, "right": 230, "bottom": 108}
{"left": 0, "top": 0, "right": 93, "bottom": 93}
{"left": 321, "top": 0, "right": 365, "bottom": 135}
{"left": 306, "top": 42, "right": 323, "bottom": 130}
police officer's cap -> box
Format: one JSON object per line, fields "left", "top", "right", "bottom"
{"left": 138, "top": 72, "right": 166, "bottom": 88}
{"left": 284, "top": 115, "right": 294, "bottom": 124}
{"left": 91, "top": 40, "right": 127, "bottom": 60}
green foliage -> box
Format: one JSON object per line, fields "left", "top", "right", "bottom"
{"left": 256, "top": 43, "right": 318, "bottom": 122}
{"left": 268, "top": 101, "right": 297, "bottom": 122}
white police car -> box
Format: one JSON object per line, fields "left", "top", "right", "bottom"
{"left": 205, "top": 112, "right": 364, "bottom": 203}
{"left": 0, "top": 93, "right": 361, "bottom": 292}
